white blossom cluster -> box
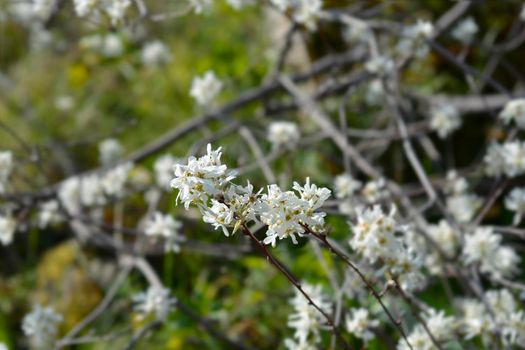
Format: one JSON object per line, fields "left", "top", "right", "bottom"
{"left": 396, "top": 20, "right": 434, "bottom": 59}
{"left": 0, "top": 214, "right": 16, "bottom": 246}
{"left": 349, "top": 205, "right": 424, "bottom": 290}
{"left": 73, "top": 0, "right": 132, "bottom": 25}
{"left": 58, "top": 162, "right": 133, "bottom": 213}
{"left": 141, "top": 41, "right": 172, "bottom": 67}
{"left": 154, "top": 154, "right": 181, "bottom": 189}
{"left": 285, "top": 283, "right": 330, "bottom": 348}
{"left": 133, "top": 286, "right": 174, "bottom": 320}
{"left": 504, "top": 187, "right": 525, "bottom": 224}
{"left": 484, "top": 141, "right": 525, "bottom": 177}
{"left": 451, "top": 17, "right": 478, "bottom": 44}
{"left": 170, "top": 144, "right": 331, "bottom": 246}
{"left": 144, "top": 212, "right": 185, "bottom": 252}
{"left": 397, "top": 308, "right": 456, "bottom": 350}
{"left": 365, "top": 56, "right": 395, "bottom": 76}
{"left": 457, "top": 289, "right": 525, "bottom": 347}
{"left": 429, "top": 104, "right": 462, "bottom": 139}
{"left": 79, "top": 33, "right": 124, "bottom": 58}
{"left": 98, "top": 138, "right": 123, "bottom": 165}
{"left": 444, "top": 171, "right": 481, "bottom": 224}
{"left": 22, "top": 304, "right": 63, "bottom": 349}
{"left": 190, "top": 71, "right": 223, "bottom": 106}
{"left": 462, "top": 227, "right": 520, "bottom": 279}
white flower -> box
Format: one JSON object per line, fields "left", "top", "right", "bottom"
{"left": 365, "top": 56, "right": 395, "bottom": 76}
{"left": 345, "top": 308, "right": 379, "bottom": 343}
{"left": 287, "top": 283, "right": 330, "bottom": 345}
{"left": 54, "top": 96, "right": 74, "bottom": 111}
{"left": 462, "top": 227, "right": 520, "bottom": 278}
{"left": 105, "top": 0, "right": 130, "bottom": 25}
{"left": 502, "top": 141, "right": 525, "bottom": 177}
{"left": 499, "top": 98, "right": 525, "bottom": 129}
{"left": 101, "top": 162, "right": 133, "bottom": 198}
{"left": 424, "top": 308, "right": 456, "bottom": 341}
{"left": 141, "top": 40, "right": 172, "bottom": 66}
{"left": 190, "top": 70, "right": 223, "bottom": 106}
{"left": 283, "top": 338, "right": 316, "bottom": 350}
{"left": 446, "top": 193, "right": 480, "bottom": 223}
{"left": 292, "top": 0, "right": 322, "bottom": 31}
{"left": 0, "top": 214, "right": 16, "bottom": 246}
{"left": 344, "top": 20, "right": 370, "bottom": 44}
{"left": 361, "top": 178, "right": 386, "bottom": 203}
{"left": 22, "top": 304, "right": 62, "bottom": 349}
{"left": 202, "top": 199, "right": 235, "bottom": 236}
{"left": 504, "top": 187, "right": 525, "bottom": 224}
{"left": 38, "top": 200, "right": 62, "bottom": 229}
{"left": 444, "top": 170, "right": 468, "bottom": 195}
{"left": 80, "top": 174, "right": 106, "bottom": 207}
{"left": 171, "top": 144, "right": 235, "bottom": 209}
{"left": 0, "top": 343, "right": 8, "bottom": 350}
{"left": 365, "top": 79, "right": 384, "bottom": 106}
{"left": 144, "top": 212, "right": 184, "bottom": 252}
{"left": 268, "top": 121, "right": 301, "bottom": 150}
{"left": 154, "top": 154, "right": 180, "bottom": 189}
{"left": 190, "top": 0, "right": 212, "bottom": 14}
{"left": 334, "top": 173, "right": 362, "bottom": 198}
{"left": 430, "top": 104, "right": 461, "bottom": 138}
{"left": 58, "top": 177, "right": 81, "bottom": 213}
{"left": 98, "top": 138, "right": 123, "bottom": 165}
{"left": 133, "top": 286, "right": 174, "bottom": 320}
{"left": 0, "top": 151, "right": 13, "bottom": 194}
{"left": 451, "top": 17, "right": 478, "bottom": 44}
{"left": 397, "top": 326, "right": 432, "bottom": 350}
{"left": 457, "top": 298, "right": 492, "bottom": 340}
{"left": 427, "top": 220, "right": 458, "bottom": 256}
{"left": 396, "top": 20, "right": 433, "bottom": 58}
{"left": 73, "top": 0, "right": 98, "bottom": 17}
{"left": 483, "top": 142, "right": 507, "bottom": 177}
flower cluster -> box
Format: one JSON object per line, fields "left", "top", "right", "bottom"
{"left": 171, "top": 144, "right": 331, "bottom": 246}
{"left": 429, "top": 104, "right": 462, "bottom": 139}
{"left": 396, "top": 20, "right": 434, "bottom": 58}
{"left": 144, "top": 212, "right": 185, "bottom": 253}
{"left": 462, "top": 227, "right": 520, "bottom": 279}
{"left": 133, "top": 286, "right": 174, "bottom": 320}
{"left": 73, "top": 0, "right": 131, "bottom": 25}
{"left": 349, "top": 205, "right": 424, "bottom": 290}
{"left": 285, "top": 283, "right": 330, "bottom": 348}
{"left": 271, "top": 0, "right": 323, "bottom": 31}
{"left": 22, "top": 304, "right": 63, "bottom": 349}
{"left": 154, "top": 154, "right": 181, "bottom": 189}
{"left": 504, "top": 187, "right": 525, "bottom": 224}
{"left": 98, "top": 138, "right": 123, "bottom": 165}
{"left": 484, "top": 141, "right": 525, "bottom": 177}
{"left": 398, "top": 308, "right": 456, "bottom": 350}
{"left": 0, "top": 214, "right": 16, "bottom": 246}
{"left": 141, "top": 41, "right": 172, "bottom": 67}
{"left": 334, "top": 173, "right": 362, "bottom": 199}
{"left": 451, "top": 17, "right": 478, "bottom": 44}
{"left": 444, "top": 171, "right": 481, "bottom": 223}
{"left": 190, "top": 71, "right": 223, "bottom": 106}
{"left": 345, "top": 308, "right": 379, "bottom": 343}
{"left": 499, "top": 98, "right": 525, "bottom": 128}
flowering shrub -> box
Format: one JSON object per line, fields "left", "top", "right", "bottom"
{"left": 1, "top": 1, "right": 525, "bottom": 349}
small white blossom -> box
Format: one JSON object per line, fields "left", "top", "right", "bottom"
{"left": 365, "top": 79, "right": 384, "bottom": 106}
{"left": 80, "top": 174, "right": 106, "bottom": 207}
{"left": 133, "top": 286, "right": 174, "bottom": 320}
{"left": 345, "top": 308, "right": 379, "bottom": 343}
{"left": 365, "top": 56, "right": 395, "bottom": 76}
{"left": 154, "top": 154, "right": 180, "bottom": 189}
{"left": 141, "top": 40, "right": 172, "bottom": 66}
{"left": 446, "top": 193, "right": 481, "bottom": 223}
{"left": 430, "top": 104, "right": 461, "bottom": 138}
{"left": 54, "top": 96, "right": 74, "bottom": 111}
{"left": 225, "top": 0, "right": 254, "bottom": 10}
{"left": 58, "top": 177, "right": 82, "bottom": 213}
{"left": 505, "top": 187, "right": 525, "bottom": 224}
{"left": 287, "top": 283, "right": 330, "bottom": 345}
{"left": 451, "top": 17, "right": 478, "bottom": 44}
{"left": 283, "top": 338, "right": 316, "bottom": 350}
{"left": 144, "top": 212, "right": 184, "bottom": 252}
{"left": 202, "top": 199, "right": 234, "bottom": 236}
{"left": 457, "top": 298, "right": 493, "bottom": 341}
{"left": 190, "top": 0, "right": 212, "bottom": 14}
{"left": 334, "top": 173, "right": 362, "bottom": 199}
{"left": 499, "top": 98, "right": 525, "bottom": 128}
{"left": 0, "top": 214, "right": 16, "bottom": 246}
{"left": 292, "top": 0, "right": 322, "bottom": 31}
{"left": 80, "top": 34, "right": 124, "bottom": 58}
{"left": 190, "top": 71, "right": 223, "bottom": 106}
{"left": 0, "top": 151, "right": 13, "bottom": 194}
{"left": 343, "top": 20, "right": 370, "bottom": 44}
{"left": 396, "top": 20, "right": 433, "bottom": 58}
{"left": 73, "top": 0, "right": 131, "bottom": 25}
{"left": 32, "top": 0, "right": 56, "bottom": 21}
{"left": 444, "top": 170, "right": 468, "bottom": 195}
{"left": 101, "top": 162, "right": 133, "bottom": 198}
{"left": 268, "top": 121, "right": 301, "bottom": 150}
{"left": 361, "top": 178, "right": 386, "bottom": 203}
{"left": 485, "top": 141, "right": 525, "bottom": 177}
{"left": 98, "top": 138, "right": 123, "bottom": 165}
{"left": 427, "top": 220, "right": 459, "bottom": 257}
{"left": 38, "top": 200, "right": 62, "bottom": 229}
{"left": 462, "top": 227, "right": 520, "bottom": 278}
{"left": 22, "top": 304, "right": 62, "bottom": 349}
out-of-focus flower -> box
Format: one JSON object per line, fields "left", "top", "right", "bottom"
{"left": 268, "top": 121, "right": 300, "bottom": 150}
{"left": 98, "top": 138, "right": 123, "bottom": 165}
{"left": 144, "top": 212, "right": 184, "bottom": 252}
{"left": 190, "top": 71, "right": 223, "bottom": 106}
{"left": 334, "top": 173, "right": 362, "bottom": 199}
{"left": 499, "top": 98, "right": 525, "bottom": 129}
{"left": 451, "top": 17, "right": 478, "bottom": 44}
{"left": 0, "top": 151, "right": 13, "bottom": 194}
{"left": 154, "top": 154, "right": 180, "bottom": 189}
{"left": 365, "top": 56, "right": 395, "bottom": 76}
{"left": 22, "top": 304, "right": 62, "bottom": 349}
{"left": 38, "top": 200, "right": 62, "bottom": 229}
{"left": 133, "top": 286, "right": 174, "bottom": 320}
{"left": 0, "top": 214, "right": 16, "bottom": 246}
{"left": 141, "top": 41, "right": 172, "bottom": 66}
{"left": 345, "top": 308, "right": 379, "bottom": 343}
{"left": 430, "top": 104, "right": 461, "bottom": 138}
{"left": 505, "top": 187, "right": 525, "bottom": 224}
